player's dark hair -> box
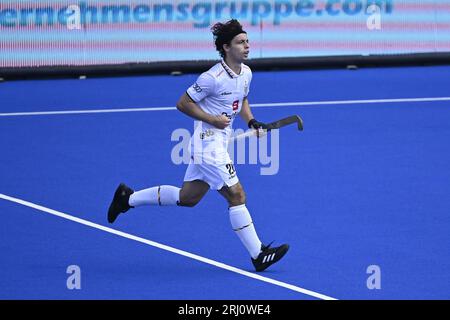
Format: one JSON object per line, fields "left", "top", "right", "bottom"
{"left": 211, "top": 19, "right": 246, "bottom": 58}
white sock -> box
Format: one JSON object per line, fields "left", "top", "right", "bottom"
{"left": 229, "top": 204, "right": 262, "bottom": 259}
{"left": 129, "top": 185, "right": 180, "bottom": 207}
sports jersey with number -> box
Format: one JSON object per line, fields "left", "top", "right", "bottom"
{"left": 183, "top": 59, "right": 251, "bottom": 189}
{"left": 186, "top": 59, "right": 252, "bottom": 162}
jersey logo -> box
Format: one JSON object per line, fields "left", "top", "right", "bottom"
{"left": 221, "top": 91, "right": 232, "bottom": 96}
{"left": 199, "top": 129, "right": 214, "bottom": 140}
{"left": 232, "top": 100, "right": 239, "bottom": 111}
{"left": 192, "top": 83, "right": 202, "bottom": 93}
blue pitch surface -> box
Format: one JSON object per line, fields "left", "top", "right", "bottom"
{"left": 1, "top": 66, "right": 450, "bottom": 299}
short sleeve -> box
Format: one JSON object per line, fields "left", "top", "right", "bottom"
{"left": 186, "top": 72, "right": 216, "bottom": 103}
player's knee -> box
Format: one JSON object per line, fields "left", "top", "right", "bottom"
{"left": 178, "top": 194, "right": 201, "bottom": 207}
{"left": 179, "top": 200, "right": 198, "bottom": 207}
{"left": 230, "top": 189, "right": 246, "bottom": 206}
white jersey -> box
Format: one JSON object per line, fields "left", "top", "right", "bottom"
{"left": 183, "top": 59, "right": 251, "bottom": 189}
{"left": 186, "top": 59, "right": 252, "bottom": 163}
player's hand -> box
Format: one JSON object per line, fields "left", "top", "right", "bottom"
{"left": 248, "top": 119, "right": 269, "bottom": 130}
{"left": 248, "top": 119, "right": 269, "bottom": 137}
{"left": 211, "top": 114, "right": 231, "bottom": 129}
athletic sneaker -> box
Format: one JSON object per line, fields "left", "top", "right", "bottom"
{"left": 107, "top": 183, "right": 134, "bottom": 223}
{"left": 251, "top": 242, "right": 289, "bottom": 272}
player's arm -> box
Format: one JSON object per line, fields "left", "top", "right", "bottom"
{"left": 239, "top": 97, "right": 254, "bottom": 124}
{"left": 176, "top": 93, "right": 230, "bottom": 129}
{"left": 240, "top": 97, "right": 268, "bottom": 131}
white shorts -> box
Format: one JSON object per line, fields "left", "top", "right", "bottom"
{"left": 183, "top": 157, "right": 239, "bottom": 190}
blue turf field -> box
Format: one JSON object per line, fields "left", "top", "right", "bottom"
{"left": 1, "top": 66, "right": 449, "bottom": 299}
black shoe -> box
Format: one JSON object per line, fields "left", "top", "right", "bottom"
{"left": 107, "top": 183, "right": 134, "bottom": 223}
{"left": 251, "top": 242, "right": 289, "bottom": 272}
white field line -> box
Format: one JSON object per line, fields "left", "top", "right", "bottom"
{"left": 1, "top": 96, "right": 449, "bottom": 117}
{"left": 0, "top": 193, "right": 337, "bottom": 300}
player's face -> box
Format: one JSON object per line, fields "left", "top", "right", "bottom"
{"left": 226, "top": 33, "right": 250, "bottom": 62}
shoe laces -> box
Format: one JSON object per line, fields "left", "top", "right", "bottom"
{"left": 261, "top": 241, "right": 274, "bottom": 252}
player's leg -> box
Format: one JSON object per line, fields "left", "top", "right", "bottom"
{"left": 179, "top": 158, "right": 211, "bottom": 207}
{"left": 219, "top": 182, "right": 289, "bottom": 272}
{"left": 178, "top": 180, "right": 210, "bottom": 207}
{"left": 217, "top": 181, "right": 246, "bottom": 207}
{"left": 107, "top": 180, "right": 210, "bottom": 223}
{"left": 107, "top": 157, "right": 213, "bottom": 223}
{"left": 107, "top": 182, "right": 182, "bottom": 223}
{"left": 128, "top": 180, "right": 209, "bottom": 208}
{"left": 218, "top": 182, "right": 263, "bottom": 259}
